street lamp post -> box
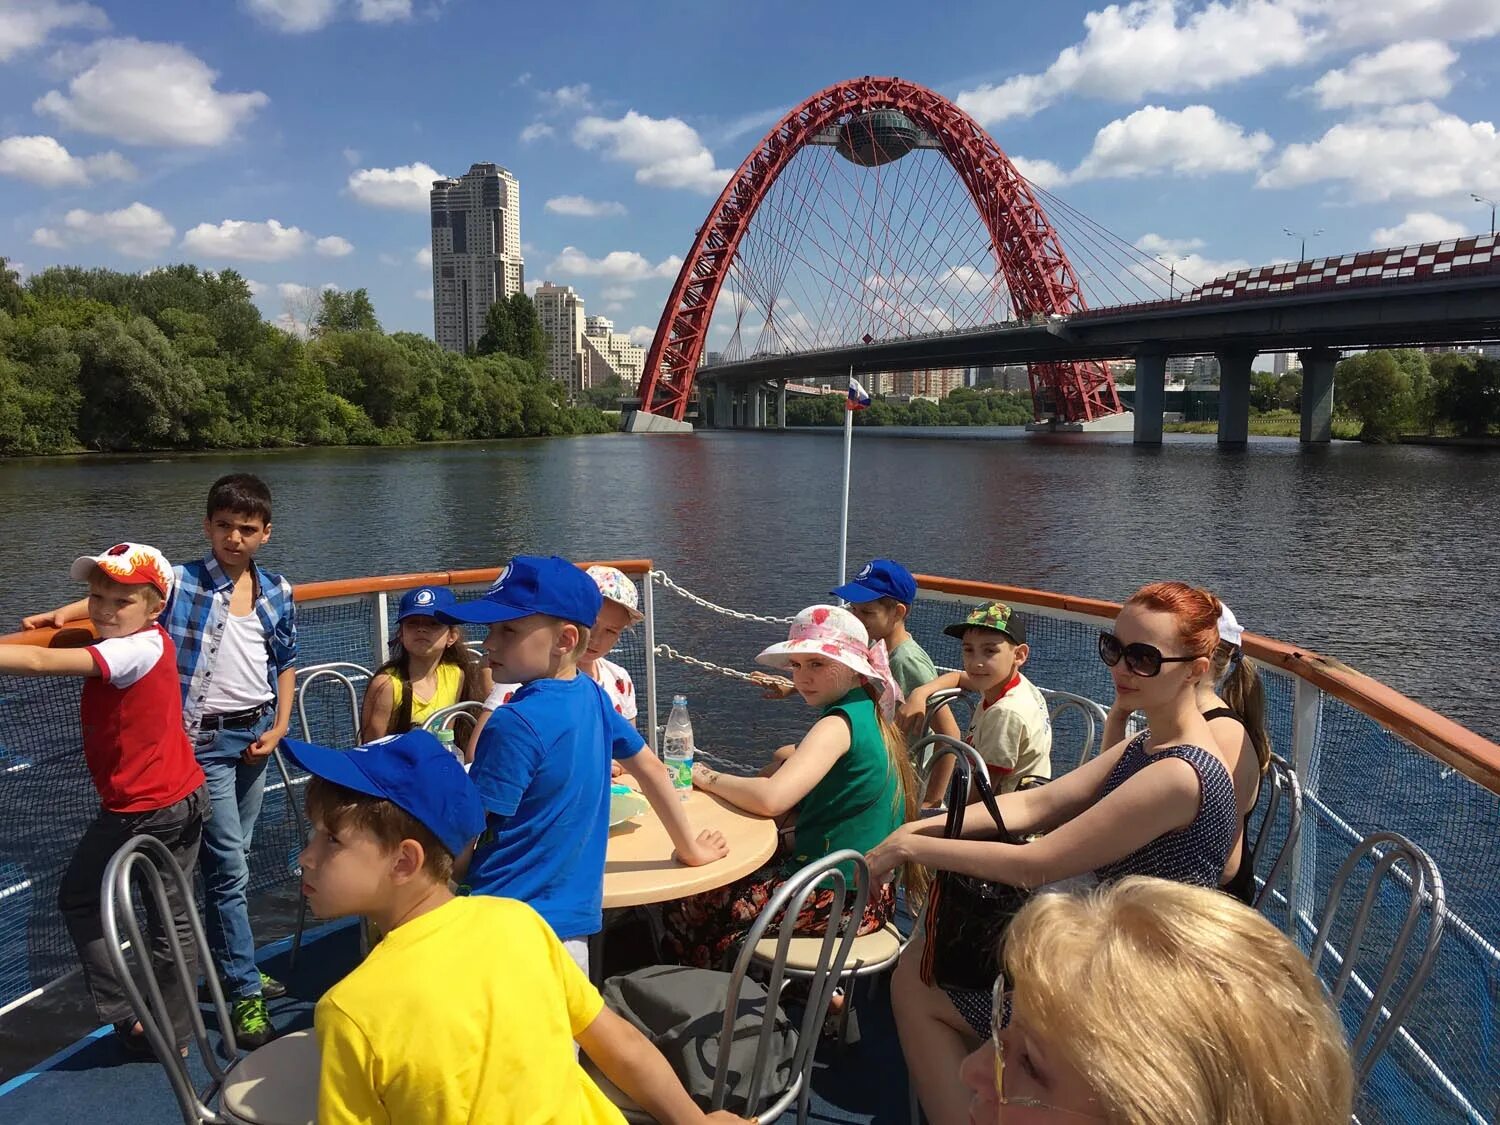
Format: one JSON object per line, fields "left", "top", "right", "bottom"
{"left": 1155, "top": 254, "right": 1185, "bottom": 298}
{"left": 1472, "top": 193, "right": 1497, "bottom": 237}
{"left": 1283, "top": 226, "right": 1324, "bottom": 261}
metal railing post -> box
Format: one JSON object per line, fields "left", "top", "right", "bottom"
{"left": 370, "top": 590, "right": 391, "bottom": 666}
{"left": 644, "top": 571, "right": 659, "bottom": 754}
{"left": 1288, "top": 676, "right": 1322, "bottom": 940}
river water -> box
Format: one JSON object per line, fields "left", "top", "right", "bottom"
{"left": 1, "top": 427, "right": 1498, "bottom": 742}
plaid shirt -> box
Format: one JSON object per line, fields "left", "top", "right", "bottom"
{"left": 160, "top": 551, "right": 297, "bottom": 735}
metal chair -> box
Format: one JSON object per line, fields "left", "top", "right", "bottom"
{"left": 1038, "top": 686, "right": 1109, "bottom": 766}
{"left": 589, "top": 850, "right": 871, "bottom": 1125}
{"left": 421, "top": 699, "right": 485, "bottom": 738}
{"left": 1308, "top": 831, "right": 1445, "bottom": 1089}
{"left": 103, "top": 835, "right": 320, "bottom": 1125}
{"left": 1245, "top": 754, "right": 1302, "bottom": 910}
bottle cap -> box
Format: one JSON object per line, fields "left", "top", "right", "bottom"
{"left": 672, "top": 694, "right": 687, "bottom": 705}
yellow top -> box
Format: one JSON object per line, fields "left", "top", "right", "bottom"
{"left": 388, "top": 661, "right": 465, "bottom": 728}
{"left": 314, "top": 896, "right": 625, "bottom": 1125}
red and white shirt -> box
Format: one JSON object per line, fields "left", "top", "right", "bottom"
{"left": 82, "top": 625, "right": 204, "bottom": 813}
{"left": 482, "top": 656, "right": 638, "bottom": 725}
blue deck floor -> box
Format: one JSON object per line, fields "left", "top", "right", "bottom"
{"left": 0, "top": 915, "right": 912, "bottom": 1125}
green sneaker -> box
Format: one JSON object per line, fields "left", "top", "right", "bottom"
{"left": 259, "top": 972, "right": 287, "bottom": 1000}
{"left": 231, "top": 996, "right": 275, "bottom": 1049}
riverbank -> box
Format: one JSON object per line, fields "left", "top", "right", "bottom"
{"left": 1164, "top": 413, "right": 1362, "bottom": 438}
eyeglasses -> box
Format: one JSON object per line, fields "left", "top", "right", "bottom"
{"left": 1097, "top": 631, "right": 1198, "bottom": 678}
{"left": 990, "top": 978, "right": 1104, "bottom": 1120}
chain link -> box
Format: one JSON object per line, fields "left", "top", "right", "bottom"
{"left": 653, "top": 643, "right": 768, "bottom": 684}
{"left": 650, "top": 570, "right": 796, "bottom": 626}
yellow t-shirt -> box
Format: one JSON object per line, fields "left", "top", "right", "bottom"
{"left": 388, "top": 662, "right": 465, "bottom": 728}
{"left": 314, "top": 896, "right": 625, "bottom": 1125}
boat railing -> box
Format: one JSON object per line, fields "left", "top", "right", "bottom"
{"left": 2, "top": 561, "right": 1497, "bottom": 1121}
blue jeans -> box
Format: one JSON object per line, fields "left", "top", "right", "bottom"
{"left": 196, "top": 712, "right": 272, "bottom": 1000}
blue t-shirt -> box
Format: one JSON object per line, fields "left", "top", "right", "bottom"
{"left": 465, "top": 675, "right": 645, "bottom": 939}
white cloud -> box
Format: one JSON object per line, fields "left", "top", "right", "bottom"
{"left": 31, "top": 202, "right": 175, "bottom": 257}
{"left": 545, "top": 194, "right": 626, "bottom": 218}
{"left": 0, "top": 135, "right": 134, "bottom": 187}
{"left": 1313, "top": 0, "right": 1500, "bottom": 47}
{"left": 346, "top": 161, "right": 443, "bottom": 210}
{"left": 245, "top": 279, "right": 266, "bottom": 296}
{"left": 277, "top": 281, "right": 315, "bottom": 301}
{"left": 1308, "top": 40, "right": 1457, "bottom": 108}
{"left": 1370, "top": 211, "right": 1469, "bottom": 245}
{"left": 1072, "top": 104, "right": 1273, "bottom": 181}
{"left": 35, "top": 39, "right": 268, "bottom": 147}
{"left": 956, "top": 0, "right": 1310, "bottom": 125}
{"left": 242, "top": 0, "right": 339, "bottom": 31}
{"left": 549, "top": 245, "right": 683, "bottom": 282}
{"left": 315, "top": 234, "right": 354, "bottom": 257}
{"left": 1133, "top": 232, "right": 1250, "bottom": 287}
{"left": 342, "top": 147, "right": 361, "bottom": 166}
{"left": 542, "top": 83, "right": 593, "bottom": 111}
{"left": 356, "top": 0, "right": 411, "bottom": 22}
{"left": 1010, "top": 155, "right": 1069, "bottom": 190}
{"left": 604, "top": 302, "right": 624, "bottom": 313}
{"left": 600, "top": 284, "right": 634, "bottom": 300}
{"left": 520, "top": 122, "right": 554, "bottom": 143}
{"left": 1258, "top": 102, "right": 1500, "bottom": 200}
{"left": 627, "top": 325, "right": 655, "bottom": 347}
{"left": 0, "top": 0, "right": 108, "bottom": 62}
{"left": 415, "top": 247, "right": 431, "bottom": 267}
{"left": 573, "top": 111, "right": 732, "bottom": 195}
{"left": 183, "top": 218, "right": 311, "bottom": 261}
{"left": 413, "top": 285, "right": 432, "bottom": 300}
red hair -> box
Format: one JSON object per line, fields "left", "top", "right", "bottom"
{"left": 1125, "top": 581, "right": 1222, "bottom": 660}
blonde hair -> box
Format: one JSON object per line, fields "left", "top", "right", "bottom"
{"left": 862, "top": 681, "right": 928, "bottom": 899}
{"left": 1003, "top": 877, "right": 1352, "bottom": 1125}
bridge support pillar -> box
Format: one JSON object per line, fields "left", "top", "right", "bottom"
{"left": 1298, "top": 348, "right": 1338, "bottom": 443}
{"left": 1133, "top": 346, "right": 1167, "bottom": 445}
{"left": 1215, "top": 347, "right": 1256, "bottom": 448}
{"left": 777, "top": 380, "right": 787, "bottom": 429}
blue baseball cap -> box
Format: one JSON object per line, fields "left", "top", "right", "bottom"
{"left": 282, "top": 729, "right": 486, "bottom": 858}
{"left": 396, "top": 585, "right": 458, "bottom": 621}
{"left": 831, "top": 559, "right": 917, "bottom": 605}
{"left": 435, "top": 555, "right": 603, "bottom": 628}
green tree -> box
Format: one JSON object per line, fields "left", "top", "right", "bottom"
{"left": 476, "top": 299, "right": 515, "bottom": 357}
{"left": 1275, "top": 371, "right": 1302, "bottom": 411}
{"left": 1335, "top": 351, "right": 1412, "bottom": 442}
{"left": 507, "top": 292, "right": 546, "bottom": 368}
{"left": 314, "top": 288, "right": 381, "bottom": 335}
{"left": 74, "top": 316, "right": 204, "bottom": 450}
{"left": 1434, "top": 356, "right": 1500, "bottom": 437}
{"left": 1420, "top": 353, "right": 1471, "bottom": 434}
{"left": 0, "top": 257, "right": 24, "bottom": 317}
{"left": 1249, "top": 372, "right": 1280, "bottom": 413}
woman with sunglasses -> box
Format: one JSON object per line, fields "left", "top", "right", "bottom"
{"left": 959, "top": 877, "right": 1352, "bottom": 1124}
{"left": 867, "top": 581, "right": 1241, "bottom": 1125}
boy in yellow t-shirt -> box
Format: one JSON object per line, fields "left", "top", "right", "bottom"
{"left": 285, "top": 728, "right": 748, "bottom": 1125}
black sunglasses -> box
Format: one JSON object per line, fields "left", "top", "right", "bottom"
{"left": 1097, "top": 631, "right": 1198, "bottom": 677}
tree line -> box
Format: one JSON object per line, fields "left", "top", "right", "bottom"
{"left": 1332, "top": 349, "right": 1500, "bottom": 442}
{"left": 785, "top": 386, "right": 1034, "bottom": 427}
{"left": 0, "top": 258, "right": 613, "bottom": 457}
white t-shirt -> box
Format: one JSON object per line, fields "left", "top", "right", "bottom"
{"left": 967, "top": 672, "right": 1052, "bottom": 793}
{"left": 480, "top": 656, "right": 637, "bottom": 724}
{"left": 200, "top": 610, "right": 273, "bottom": 714}
{"left": 92, "top": 629, "right": 166, "bottom": 688}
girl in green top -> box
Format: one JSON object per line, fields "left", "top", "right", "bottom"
{"left": 662, "top": 605, "right": 919, "bottom": 969}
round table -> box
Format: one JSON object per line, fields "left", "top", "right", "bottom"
{"left": 603, "top": 787, "right": 778, "bottom": 909}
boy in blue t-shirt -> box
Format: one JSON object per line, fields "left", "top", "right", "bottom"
{"left": 439, "top": 556, "right": 728, "bottom": 972}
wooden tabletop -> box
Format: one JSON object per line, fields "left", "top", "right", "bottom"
{"left": 603, "top": 787, "right": 779, "bottom": 909}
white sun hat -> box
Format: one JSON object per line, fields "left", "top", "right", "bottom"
{"left": 1217, "top": 603, "right": 1244, "bottom": 647}
{"left": 585, "top": 565, "right": 645, "bottom": 624}
{"left": 755, "top": 605, "right": 881, "bottom": 682}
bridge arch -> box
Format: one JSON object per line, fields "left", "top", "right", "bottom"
{"left": 638, "top": 76, "right": 1121, "bottom": 423}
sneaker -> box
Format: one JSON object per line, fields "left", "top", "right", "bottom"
{"left": 258, "top": 972, "right": 287, "bottom": 1000}
{"left": 231, "top": 997, "right": 275, "bottom": 1049}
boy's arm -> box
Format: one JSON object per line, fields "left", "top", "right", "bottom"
{"left": 896, "top": 670, "right": 963, "bottom": 735}
{"left": 620, "top": 747, "right": 728, "bottom": 867}
{"left": 314, "top": 1000, "right": 390, "bottom": 1125}
{"left": 20, "top": 597, "right": 90, "bottom": 631}
{"left": 0, "top": 644, "right": 99, "bottom": 678}
{"left": 577, "top": 1006, "right": 751, "bottom": 1125}
{"left": 246, "top": 665, "right": 296, "bottom": 761}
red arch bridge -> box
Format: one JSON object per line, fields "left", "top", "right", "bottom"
{"left": 631, "top": 76, "right": 1500, "bottom": 445}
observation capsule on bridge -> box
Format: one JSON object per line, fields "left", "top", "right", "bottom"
{"left": 835, "top": 110, "right": 922, "bottom": 167}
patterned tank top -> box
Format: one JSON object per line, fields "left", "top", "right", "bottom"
{"left": 1094, "top": 731, "right": 1238, "bottom": 887}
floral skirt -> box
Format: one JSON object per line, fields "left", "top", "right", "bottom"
{"left": 660, "top": 860, "right": 895, "bottom": 970}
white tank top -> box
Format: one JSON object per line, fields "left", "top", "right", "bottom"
{"left": 200, "top": 610, "right": 273, "bottom": 714}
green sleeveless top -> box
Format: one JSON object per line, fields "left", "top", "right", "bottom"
{"left": 789, "top": 689, "right": 905, "bottom": 880}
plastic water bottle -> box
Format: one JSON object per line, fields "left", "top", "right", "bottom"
{"left": 663, "top": 695, "right": 695, "bottom": 800}
{"left": 433, "top": 727, "right": 460, "bottom": 761}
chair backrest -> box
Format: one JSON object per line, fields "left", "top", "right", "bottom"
{"left": 102, "top": 834, "right": 239, "bottom": 1125}
{"left": 1246, "top": 754, "right": 1302, "bottom": 910}
{"left": 295, "top": 662, "right": 372, "bottom": 745}
{"left": 421, "top": 700, "right": 485, "bottom": 737}
{"left": 1308, "top": 831, "right": 1445, "bottom": 1089}
{"left": 715, "top": 849, "right": 871, "bottom": 1124}
{"left": 908, "top": 731, "right": 988, "bottom": 792}
{"left": 1038, "top": 687, "right": 1108, "bottom": 767}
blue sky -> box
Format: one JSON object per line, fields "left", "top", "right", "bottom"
{"left": 2, "top": 0, "right": 1499, "bottom": 342}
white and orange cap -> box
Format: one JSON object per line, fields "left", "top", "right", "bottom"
{"left": 70, "top": 542, "right": 173, "bottom": 599}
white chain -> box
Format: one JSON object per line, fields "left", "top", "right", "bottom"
{"left": 653, "top": 643, "right": 766, "bottom": 684}
{"left": 650, "top": 570, "right": 796, "bottom": 626}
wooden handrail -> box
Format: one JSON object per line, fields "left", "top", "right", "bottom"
{"left": 914, "top": 573, "right": 1500, "bottom": 795}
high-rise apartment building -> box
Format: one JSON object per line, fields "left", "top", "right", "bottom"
{"left": 582, "top": 316, "right": 646, "bottom": 389}
{"left": 890, "top": 367, "right": 964, "bottom": 399}
{"left": 534, "top": 282, "right": 589, "bottom": 394}
{"left": 430, "top": 163, "right": 523, "bottom": 353}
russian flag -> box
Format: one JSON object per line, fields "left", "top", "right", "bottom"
{"left": 847, "top": 376, "right": 871, "bottom": 411}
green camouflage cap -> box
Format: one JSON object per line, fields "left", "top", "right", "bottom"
{"left": 943, "top": 601, "right": 1026, "bottom": 644}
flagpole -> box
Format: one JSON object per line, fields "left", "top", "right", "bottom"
{"left": 838, "top": 364, "right": 854, "bottom": 586}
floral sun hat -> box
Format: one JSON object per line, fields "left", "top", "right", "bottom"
{"left": 756, "top": 605, "right": 882, "bottom": 682}
{"left": 585, "top": 565, "right": 645, "bottom": 624}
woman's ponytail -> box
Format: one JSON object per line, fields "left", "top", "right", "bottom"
{"left": 1220, "top": 649, "right": 1271, "bottom": 773}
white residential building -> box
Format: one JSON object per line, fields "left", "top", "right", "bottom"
{"left": 582, "top": 316, "right": 646, "bottom": 388}
{"left": 430, "top": 163, "right": 523, "bottom": 353}
{"left": 534, "top": 282, "right": 589, "bottom": 394}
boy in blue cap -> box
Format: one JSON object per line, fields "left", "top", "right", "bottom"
{"left": 831, "top": 559, "right": 937, "bottom": 698}
{"left": 437, "top": 556, "right": 728, "bottom": 973}
{"left": 287, "top": 729, "right": 742, "bottom": 1125}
